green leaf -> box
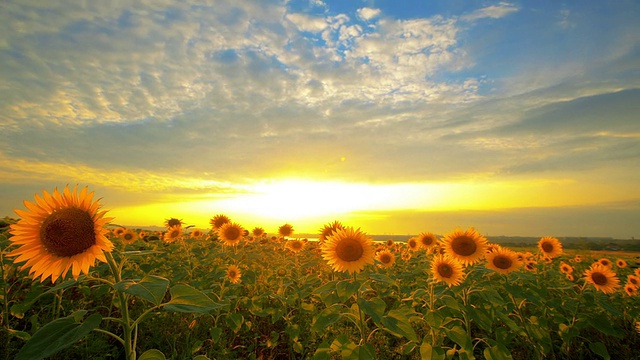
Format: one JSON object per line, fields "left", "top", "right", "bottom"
{"left": 138, "top": 349, "right": 167, "bottom": 360}
{"left": 380, "top": 309, "right": 418, "bottom": 341}
{"left": 589, "top": 342, "right": 610, "bottom": 360}
{"left": 345, "top": 343, "right": 376, "bottom": 360}
{"left": 336, "top": 280, "right": 360, "bottom": 301}
{"left": 312, "top": 304, "right": 343, "bottom": 333}
{"left": 226, "top": 313, "right": 244, "bottom": 333}
{"left": 420, "top": 342, "right": 445, "bottom": 360}
{"left": 312, "top": 341, "right": 332, "bottom": 360}
{"left": 114, "top": 275, "right": 169, "bottom": 306}
{"left": 330, "top": 334, "right": 357, "bottom": 358}
{"left": 15, "top": 312, "right": 102, "bottom": 360}
{"left": 444, "top": 326, "right": 472, "bottom": 351}
{"left": 587, "top": 314, "right": 623, "bottom": 338}
{"left": 358, "top": 297, "right": 386, "bottom": 324}
{"left": 163, "top": 284, "right": 221, "bottom": 313}
{"left": 192, "top": 356, "right": 210, "bottom": 360}
{"left": 369, "top": 273, "right": 397, "bottom": 286}
{"left": 484, "top": 344, "right": 514, "bottom": 360}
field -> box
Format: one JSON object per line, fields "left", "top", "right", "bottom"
{"left": 2, "top": 216, "right": 640, "bottom": 359}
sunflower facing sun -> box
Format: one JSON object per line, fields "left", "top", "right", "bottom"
{"left": 321, "top": 227, "right": 374, "bottom": 274}
{"left": 441, "top": 228, "right": 488, "bottom": 266}
{"left": 8, "top": 185, "right": 114, "bottom": 283}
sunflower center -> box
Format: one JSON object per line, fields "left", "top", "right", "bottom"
{"left": 541, "top": 242, "right": 554, "bottom": 253}
{"left": 224, "top": 227, "right": 241, "bottom": 240}
{"left": 437, "top": 263, "right": 453, "bottom": 278}
{"left": 40, "top": 207, "right": 96, "bottom": 258}
{"left": 170, "top": 230, "right": 180, "bottom": 238}
{"left": 229, "top": 270, "right": 237, "bottom": 277}
{"left": 493, "top": 255, "right": 513, "bottom": 270}
{"left": 422, "top": 237, "right": 433, "bottom": 246}
{"left": 591, "top": 272, "right": 608, "bottom": 286}
{"left": 335, "top": 238, "right": 364, "bottom": 262}
{"left": 452, "top": 236, "right": 477, "bottom": 256}
{"left": 124, "top": 233, "right": 134, "bottom": 241}
{"left": 380, "top": 254, "right": 391, "bottom": 263}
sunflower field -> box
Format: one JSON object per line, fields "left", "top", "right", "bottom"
{"left": 2, "top": 186, "right": 640, "bottom": 359}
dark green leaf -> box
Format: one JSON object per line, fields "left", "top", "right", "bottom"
{"left": 138, "top": 349, "right": 167, "bottom": 360}
{"left": 312, "top": 304, "right": 343, "bottom": 333}
{"left": 15, "top": 312, "right": 102, "bottom": 360}
{"left": 114, "top": 275, "right": 169, "bottom": 306}
{"left": 164, "top": 284, "right": 222, "bottom": 313}
{"left": 589, "top": 342, "right": 610, "bottom": 360}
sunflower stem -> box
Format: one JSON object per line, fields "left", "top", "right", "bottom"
{"left": 353, "top": 272, "right": 366, "bottom": 344}
{"left": 105, "top": 251, "right": 136, "bottom": 360}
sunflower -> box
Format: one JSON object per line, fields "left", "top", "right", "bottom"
{"left": 407, "top": 237, "right": 420, "bottom": 251}
{"left": 278, "top": 223, "right": 294, "bottom": 238}
{"left": 401, "top": 251, "right": 412, "bottom": 261}
{"left": 625, "top": 284, "right": 638, "bottom": 297}
{"left": 598, "top": 258, "right": 612, "bottom": 268}
{"left": 121, "top": 229, "right": 137, "bottom": 244}
{"left": 485, "top": 248, "right": 522, "bottom": 274}
{"left": 190, "top": 229, "right": 203, "bottom": 239}
{"left": 218, "top": 222, "right": 244, "bottom": 247}
{"left": 321, "top": 227, "right": 374, "bottom": 274}
{"left": 318, "top": 220, "right": 344, "bottom": 243}
{"left": 385, "top": 238, "right": 395, "bottom": 247}
{"left": 138, "top": 231, "right": 147, "bottom": 240}
{"left": 417, "top": 232, "right": 438, "bottom": 250}
{"left": 573, "top": 255, "right": 582, "bottom": 263}
{"left": 252, "top": 227, "right": 265, "bottom": 238}
{"left": 584, "top": 263, "right": 620, "bottom": 294}
{"left": 210, "top": 214, "right": 231, "bottom": 230}
{"left": 559, "top": 262, "right": 573, "bottom": 274}
{"left": 431, "top": 255, "right": 465, "bottom": 287}
{"left": 8, "top": 185, "right": 114, "bottom": 282}
{"left": 286, "top": 239, "right": 305, "bottom": 253}
{"left": 227, "top": 265, "right": 242, "bottom": 284}
{"left": 486, "top": 244, "right": 502, "bottom": 253}
{"left": 276, "top": 268, "right": 287, "bottom": 277}
{"left": 627, "top": 275, "right": 640, "bottom": 288}
{"left": 376, "top": 250, "right": 395, "bottom": 268}
{"left": 441, "top": 228, "right": 488, "bottom": 266}
{"left": 164, "top": 218, "right": 183, "bottom": 229}
{"left": 566, "top": 273, "right": 574, "bottom": 281}
{"left": 524, "top": 260, "right": 537, "bottom": 272}
{"left": 616, "top": 259, "right": 627, "bottom": 268}
{"left": 538, "top": 236, "right": 563, "bottom": 259}
{"left": 113, "top": 227, "right": 126, "bottom": 238}
{"left": 164, "top": 225, "right": 182, "bottom": 244}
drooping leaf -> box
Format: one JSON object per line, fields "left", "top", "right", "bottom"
{"left": 163, "top": 284, "right": 222, "bottom": 313}
{"left": 114, "top": 275, "right": 169, "bottom": 306}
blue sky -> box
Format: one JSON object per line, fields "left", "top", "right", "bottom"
{"left": 0, "top": 0, "right": 638, "bottom": 237}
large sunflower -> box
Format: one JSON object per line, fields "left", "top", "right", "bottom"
{"left": 584, "top": 263, "right": 620, "bottom": 294}
{"left": 210, "top": 214, "right": 231, "bottom": 230}
{"left": 164, "top": 217, "right": 183, "bottom": 229}
{"left": 218, "top": 222, "right": 244, "bottom": 246}
{"left": 485, "top": 248, "right": 522, "bottom": 274}
{"left": 441, "top": 228, "right": 488, "bottom": 266}
{"left": 431, "top": 255, "right": 465, "bottom": 287}
{"left": 538, "top": 236, "right": 563, "bottom": 259}
{"left": 321, "top": 227, "right": 374, "bottom": 274}
{"left": 8, "top": 185, "right": 114, "bottom": 282}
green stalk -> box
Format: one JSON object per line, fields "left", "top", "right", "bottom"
{"left": 105, "top": 251, "right": 136, "bottom": 360}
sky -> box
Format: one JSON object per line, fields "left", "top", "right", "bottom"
{"left": 1, "top": 0, "right": 639, "bottom": 238}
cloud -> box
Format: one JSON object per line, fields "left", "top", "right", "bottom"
{"left": 356, "top": 7, "right": 381, "bottom": 21}
{"left": 461, "top": 2, "right": 518, "bottom": 22}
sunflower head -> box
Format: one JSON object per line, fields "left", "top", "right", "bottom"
{"left": 318, "top": 220, "right": 344, "bottom": 243}
{"left": 252, "top": 227, "right": 265, "bottom": 237}
{"left": 164, "top": 218, "right": 183, "bottom": 229}
{"left": 431, "top": 255, "right": 465, "bottom": 287}
{"left": 441, "top": 228, "right": 488, "bottom": 266}
{"left": 164, "top": 225, "right": 183, "bottom": 244}
{"left": 210, "top": 214, "right": 231, "bottom": 230}
{"left": 113, "top": 227, "right": 126, "bottom": 237}
{"left": 321, "top": 227, "right": 374, "bottom": 274}
{"left": 559, "top": 262, "right": 573, "bottom": 274}
{"left": 8, "top": 185, "right": 114, "bottom": 282}
{"left": 407, "top": 237, "right": 420, "bottom": 251}
{"left": 121, "top": 229, "right": 137, "bottom": 244}
{"left": 628, "top": 275, "right": 640, "bottom": 288}
{"left": 278, "top": 223, "right": 294, "bottom": 238}
{"left": 286, "top": 239, "right": 305, "bottom": 253}
{"left": 485, "top": 248, "right": 522, "bottom": 274}
{"left": 538, "top": 236, "right": 563, "bottom": 259}
{"left": 584, "top": 263, "right": 620, "bottom": 294}
{"left": 218, "top": 222, "right": 245, "bottom": 246}
{"left": 625, "top": 284, "right": 638, "bottom": 297}
{"left": 417, "top": 232, "right": 437, "bottom": 250}
{"left": 385, "top": 238, "right": 395, "bottom": 247}
{"left": 616, "top": 259, "right": 627, "bottom": 268}
{"left": 227, "top": 265, "right": 242, "bottom": 284}
{"left": 376, "top": 250, "right": 395, "bottom": 268}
